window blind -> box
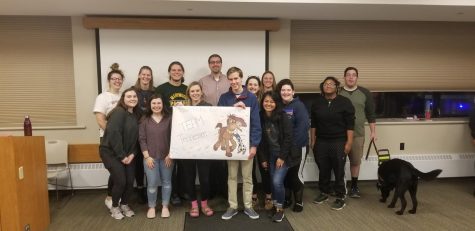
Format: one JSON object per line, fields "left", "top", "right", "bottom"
{"left": 0, "top": 16, "right": 76, "bottom": 127}
{"left": 290, "top": 20, "right": 475, "bottom": 92}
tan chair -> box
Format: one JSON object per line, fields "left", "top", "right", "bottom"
{"left": 45, "top": 139, "right": 74, "bottom": 201}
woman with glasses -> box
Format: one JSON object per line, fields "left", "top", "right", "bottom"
{"left": 310, "top": 76, "right": 355, "bottom": 211}
{"left": 93, "top": 63, "right": 124, "bottom": 211}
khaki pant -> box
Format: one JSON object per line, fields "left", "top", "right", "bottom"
{"left": 348, "top": 136, "right": 365, "bottom": 166}
{"left": 227, "top": 159, "right": 254, "bottom": 209}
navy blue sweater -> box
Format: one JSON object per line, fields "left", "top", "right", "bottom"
{"left": 282, "top": 97, "right": 310, "bottom": 148}
{"left": 218, "top": 87, "right": 262, "bottom": 147}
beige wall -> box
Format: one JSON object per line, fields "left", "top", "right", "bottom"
{"left": 269, "top": 19, "right": 290, "bottom": 82}
{"left": 366, "top": 121, "right": 474, "bottom": 155}
{"left": 1, "top": 17, "right": 474, "bottom": 155}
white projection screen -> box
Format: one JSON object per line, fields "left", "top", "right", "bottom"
{"left": 98, "top": 29, "right": 267, "bottom": 92}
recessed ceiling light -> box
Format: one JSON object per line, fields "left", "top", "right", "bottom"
{"left": 187, "top": 8, "right": 193, "bottom": 11}
{"left": 457, "top": 12, "right": 464, "bottom": 15}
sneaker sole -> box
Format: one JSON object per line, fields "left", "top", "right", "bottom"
{"left": 111, "top": 214, "right": 124, "bottom": 220}
{"left": 124, "top": 213, "right": 135, "bottom": 217}
{"left": 331, "top": 203, "right": 346, "bottom": 211}
{"left": 244, "top": 211, "right": 259, "bottom": 219}
{"left": 349, "top": 194, "right": 361, "bottom": 198}
{"left": 221, "top": 211, "right": 238, "bottom": 220}
{"left": 273, "top": 214, "right": 285, "bottom": 223}
{"left": 312, "top": 198, "right": 328, "bottom": 204}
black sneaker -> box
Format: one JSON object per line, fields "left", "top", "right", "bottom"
{"left": 349, "top": 186, "right": 361, "bottom": 198}
{"left": 329, "top": 190, "right": 337, "bottom": 197}
{"left": 171, "top": 195, "right": 182, "bottom": 206}
{"left": 283, "top": 199, "right": 292, "bottom": 209}
{"left": 331, "top": 198, "right": 346, "bottom": 210}
{"left": 272, "top": 210, "right": 284, "bottom": 222}
{"left": 313, "top": 193, "right": 329, "bottom": 204}
{"left": 292, "top": 202, "right": 303, "bottom": 212}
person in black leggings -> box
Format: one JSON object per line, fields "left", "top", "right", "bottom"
{"left": 310, "top": 76, "right": 355, "bottom": 211}
{"left": 99, "top": 87, "right": 140, "bottom": 220}
{"left": 182, "top": 81, "right": 214, "bottom": 217}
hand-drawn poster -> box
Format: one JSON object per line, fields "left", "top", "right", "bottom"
{"left": 170, "top": 106, "right": 250, "bottom": 160}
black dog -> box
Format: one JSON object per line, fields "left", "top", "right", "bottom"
{"left": 377, "top": 158, "right": 442, "bottom": 215}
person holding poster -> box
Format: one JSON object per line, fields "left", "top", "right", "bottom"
{"left": 182, "top": 81, "right": 214, "bottom": 218}
{"left": 199, "top": 54, "right": 230, "bottom": 199}
{"left": 139, "top": 94, "right": 173, "bottom": 219}
{"left": 219, "top": 67, "right": 262, "bottom": 220}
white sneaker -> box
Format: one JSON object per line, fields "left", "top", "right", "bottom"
{"left": 110, "top": 207, "right": 124, "bottom": 220}
{"left": 105, "top": 197, "right": 112, "bottom": 210}
{"left": 120, "top": 204, "right": 135, "bottom": 217}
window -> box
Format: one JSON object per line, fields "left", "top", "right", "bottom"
{"left": 290, "top": 20, "right": 475, "bottom": 92}
{"left": 0, "top": 16, "right": 76, "bottom": 127}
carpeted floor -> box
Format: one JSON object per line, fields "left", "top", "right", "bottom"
{"left": 47, "top": 178, "right": 475, "bottom": 231}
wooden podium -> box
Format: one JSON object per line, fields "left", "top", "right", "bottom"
{"left": 0, "top": 136, "right": 50, "bottom": 231}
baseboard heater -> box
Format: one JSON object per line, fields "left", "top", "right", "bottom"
{"left": 48, "top": 163, "right": 109, "bottom": 190}
{"left": 48, "top": 153, "right": 475, "bottom": 190}
{"left": 302, "top": 153, "right": 475, "bottom": 182}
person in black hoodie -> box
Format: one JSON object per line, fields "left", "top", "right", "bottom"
{"left": 99, "top": 87, "right": 140, "bottom": 220}
{"left": 310, "top": 76, "right": 355, "bottom": 211}
{"left": 276, "top": 79, "right": 310, "bottom": 212}
{"left": 258, "top": 91, "right": 294, "bottom": 222}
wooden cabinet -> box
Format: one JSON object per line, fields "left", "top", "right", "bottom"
{"left": 0, "top": 136, "right": 50, "bottom": 231}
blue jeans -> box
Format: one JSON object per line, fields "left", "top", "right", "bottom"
{"left": 269, "top": 152, "right": 289, "bottom": 209}
{"left": 144, "top": 158, "right": 174, "bottom": 208}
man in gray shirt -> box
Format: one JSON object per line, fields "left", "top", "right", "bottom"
{"left": 198, "top": 54, "right": 230, "bottom": 199}
{"left": 199, "top": 54, "right": 230, "bottom": 106}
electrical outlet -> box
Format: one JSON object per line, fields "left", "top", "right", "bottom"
{"left": 19, "top": 166, "right": 24, "bottom": 180}
{"left": 400, "top": 143, "right": 405, "bottom": 150}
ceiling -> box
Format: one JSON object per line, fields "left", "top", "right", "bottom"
{"left": 1, "top": 0, "right": 475, "bottom": 22}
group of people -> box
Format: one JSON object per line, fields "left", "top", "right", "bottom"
{"left": 93, "top": 54, "right": 377, "bottom": 223}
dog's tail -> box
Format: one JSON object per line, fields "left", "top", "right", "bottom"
{"left": 414, "top": 168, "right": 442, "bottom": 181}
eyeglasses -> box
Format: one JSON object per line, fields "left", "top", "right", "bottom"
{"left": 323, "top": 83, "right": 336, "bottom": 87}
{"left": 110, "top": 77, "right": 123, "bottom": 81}
{"left": 209, "top": 61, "right": 222, "bottom": 64}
